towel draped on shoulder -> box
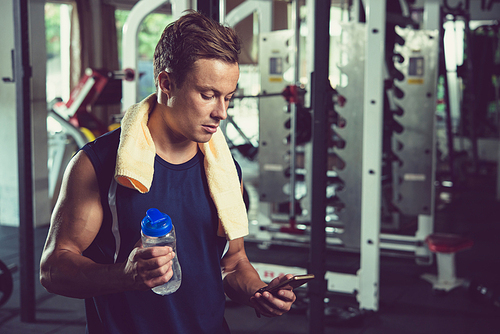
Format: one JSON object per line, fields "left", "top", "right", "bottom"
{"left": 114, "top": 94, "right": 248, "bottom": 240}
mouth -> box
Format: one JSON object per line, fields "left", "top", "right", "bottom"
{"left": 202, "top": 124, "right": 218, "bottom": 134}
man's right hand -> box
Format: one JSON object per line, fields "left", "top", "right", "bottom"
{"left": 40, "top": 151, "right": 175, "bottom": 299}
{"left": 123, "top": 242, "right": 176, "bottom": 291}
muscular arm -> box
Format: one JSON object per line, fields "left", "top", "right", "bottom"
{"left": 221, "top": 180, "right": 296, "bottom": 316}
{"left": 221, "top": 238, "right": 296, "bottom": 317}
{"left": 40, "top": 151, "right": 175, "bottom": 299}
{"left": 221, "top": 238, "right": 266, "bottom": 305}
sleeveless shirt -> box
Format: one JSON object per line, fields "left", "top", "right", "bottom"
{"left": 81, "top": 129, "right": 240, "bottom": 334}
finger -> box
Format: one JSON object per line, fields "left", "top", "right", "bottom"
{"left": 139, "top": 268, "right": 174, "bottom": 290}
{"left": 276, "top": 274, "right": 295, "bottom": 288}
{"left": 141, "top": 259, "right": 173, "bottom": 276}
{"left": 147, "top": 266, "right": 174, "bottom": 287}
{"left": 250, "top": 294, "right": 274, "bottom": 317}
{"left": 273, "top": 288, "right": 296, "bottom": 302}
{"left": 138, "top": 260, "right": 174, "bottom": 286}
{"left": 136, "top": 246, "right": 174, "bottom": 260}
{"left": 138, "top": 253, "right": 175, "bottom": 271}
{"left": 254, "top": 292, "right": 287, "bottom": 317}
{"left": 264, "top": 290, "right": 296, "bottom": 312}
{"left": 267, "top": 275, "right": 285, "bottom": 287}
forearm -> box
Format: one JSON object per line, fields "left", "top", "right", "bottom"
{"left": 221, "top": 239, "right": 296, "bottom": 317}
{"left": 222, "top": 258, "right": 266, "bottom": 306}
{"left": 40, "top": 250, "right": 131, "bottom": 299}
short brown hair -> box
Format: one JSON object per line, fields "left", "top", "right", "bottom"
{"left": 153, "top": 10, "right": 241, "bottom": 88}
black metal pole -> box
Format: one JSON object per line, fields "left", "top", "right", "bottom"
{"left": 308, "top": 0, "right": 330, "bottom": 333}
{"left": 13, "top": 0, "right": 36, "bottom": 323}
{"left": 197, "top": 0, "right": 219, "bottom": 22}
{"left": 462, "top": 13, "right": 479, "bottom": 175}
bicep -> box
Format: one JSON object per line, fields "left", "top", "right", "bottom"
{"left": 45, "top": 150, "right": 103, "bottom": 256}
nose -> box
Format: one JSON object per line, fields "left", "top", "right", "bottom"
{"left": 212, "top": 97, "right": 228, "bottom": 121}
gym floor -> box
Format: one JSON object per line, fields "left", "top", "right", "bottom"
{"left": 0, "top": 174, "right": 499, "bottom": 334}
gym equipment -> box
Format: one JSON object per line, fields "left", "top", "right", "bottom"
{"left": 245, "top": 0, "right": 446, "bottom": 313}
{"left": 47, "top": 68, "right": 133, "bottom": 201}
{"left": 51, "top": 68, "right": 133, "bottom": 137}
{"left": 421, "top": 233, "right": 474, "bottom": 292}
{"left": 257, "top": 29, "right": 297, "bottom": 205}
{"left": 0, "top": 259, "right": 14, "bottom": 307}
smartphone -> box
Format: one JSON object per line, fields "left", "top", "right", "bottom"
{"left": 257, "top": 274, "right": 315, "bottom": 294}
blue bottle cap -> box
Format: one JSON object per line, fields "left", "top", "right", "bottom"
{"left": 141, "top": 208, "right": 172, "bottom": 237}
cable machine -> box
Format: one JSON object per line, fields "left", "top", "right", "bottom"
{"left": 116, "top": 0, "right": 456, "bottom": 331}
{"left": 245, "top": 0, "right": 442, "bottom": 322}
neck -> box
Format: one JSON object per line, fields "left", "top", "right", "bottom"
{"left": 147, "top": 100, "right": 198, "bottom": 164}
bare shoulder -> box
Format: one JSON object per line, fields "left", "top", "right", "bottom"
{"left": 61, "top": 150, "right": 98, "bottom": 193}
{"left": 47, "top": 150, "right": 104, "bottom": 254}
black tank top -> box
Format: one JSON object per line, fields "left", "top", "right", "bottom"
{"left": 82, "top": 129, "right": 238, "bottom": 334}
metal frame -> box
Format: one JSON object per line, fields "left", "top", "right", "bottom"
{"left": 257, "top": 29, "right": 294, "bottom": 203}
{"left": 121, "top": 0, "right": 272, "bottom": 110}
{"left": 121, "top": 0, "right": 189, "bottom": 110}
{"left": 390, "top": 25, "right": 440, "bottom": 262}
{"left": 14, "top": 0, "right": 36, "bottom": 323}
{"left": 358, "top": 0, "right": 386, "bottom": 311}
{"left": 59, "top": 75, "right": 97, "bottom": 120}
{"left": 197, "top": 0, "right": 219, "bottom": 21}
{"left": 335, "top": 21, "right": 366, "bottom": 248}
{"left": 224, "top": 0, "right": 272, "bottom": 33}
{"left": 249, "top": 0, "right": 386, "bottom": 313}
{"left": 248, "top": 0, "right": 444, "bottom": 314}
{"left": 308, "top": 0, "right": 330, "bottom": 330}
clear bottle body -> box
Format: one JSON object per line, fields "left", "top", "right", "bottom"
{"left": 141, "top": 226, "right": 182, "bottom": 295}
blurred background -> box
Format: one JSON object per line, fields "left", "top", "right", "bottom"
{"left": 0, "top": 0, "right": 499, "bottom": 333}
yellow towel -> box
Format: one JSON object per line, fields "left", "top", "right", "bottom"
{"left": 115, "top": 94, "right": 249, "bottom": 240}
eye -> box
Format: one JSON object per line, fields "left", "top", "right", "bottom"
{"left": 225, "top": 95, "right": 234, "bottom": 102}
{"left": 201, "top": 94, "right": 213, "bottom": 100}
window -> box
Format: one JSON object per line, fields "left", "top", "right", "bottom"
{"left": 45, "top": 2, "right": 72, "bottom": 103}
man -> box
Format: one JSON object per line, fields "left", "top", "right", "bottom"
{"left": 40, "top": 10, "right": 296, "bottom": 334}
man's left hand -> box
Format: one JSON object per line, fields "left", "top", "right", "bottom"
{"left": 250, "top": 274, "right": 297, "bottom": 317}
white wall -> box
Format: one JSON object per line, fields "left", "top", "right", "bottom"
{"left": 0, "top": 0, "right": 50, "bottom": 227}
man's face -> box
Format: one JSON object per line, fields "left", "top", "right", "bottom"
{"left": 162, "top": 58, "right": 239, "bottom": 144}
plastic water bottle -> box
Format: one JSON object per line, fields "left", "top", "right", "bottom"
{"left": 141, "top": 208, "right": 182, "bottom": 295}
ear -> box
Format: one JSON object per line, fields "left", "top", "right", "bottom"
{"left": 157, "top": 71, "right": 173, "bottom": 95}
